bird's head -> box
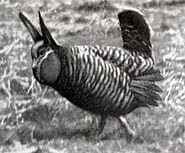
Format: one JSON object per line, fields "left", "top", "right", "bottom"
{"left": 19, "top": 12, "right": 61, "bottom": 85}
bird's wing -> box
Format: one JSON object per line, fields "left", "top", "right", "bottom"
{"left": 68, "top": 45, "right": 133, "bottom": 113}
{"left": 67, "top": 46, "right": 163, "bottom": 114}
{"left": 70, "top": 45, "right": 154, "bottom": 77}
{"left": 118, "top": 9, "right": 152, "bottom": 58}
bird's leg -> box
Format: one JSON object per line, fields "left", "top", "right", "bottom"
{"left": 88, "top": 116, "right": 107, "bottom": 141}
{"left": 97, "top": 116, "right": 107, "bottom": 135}
{"left": 88, "top": 116, "right": 97, "bottom": 133}
{"left": 118, "top": 116, "right": 136, "bottom": 142}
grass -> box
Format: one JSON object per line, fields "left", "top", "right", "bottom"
{"left": 0, "top": 0, "right": 185, "bottom": 152}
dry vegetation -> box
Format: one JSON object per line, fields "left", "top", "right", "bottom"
{"left": 0, "top": 0, "right": 185, "bottom": 152}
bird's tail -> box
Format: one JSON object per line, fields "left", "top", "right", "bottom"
{"left": 130, "top": 68, "right": 164, "bottom": 108}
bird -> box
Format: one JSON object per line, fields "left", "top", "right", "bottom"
{"left": 19, "top": 10, "right": 163, "bottom": 141}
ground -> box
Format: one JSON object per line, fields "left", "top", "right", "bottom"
{"left": 0, "top": 0, "right": 185, "bottom": 152}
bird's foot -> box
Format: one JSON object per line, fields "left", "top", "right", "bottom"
{"left": 86, "top": 129, "right": 103, "bottom": 142}
{"left": 119, "top": 116, "right": 136, "bottom": 143}
{"left": 125, "top": 128, "right": 136, "bottom": 143}
{"left": 86, "top": 116, "right": 107, "bottom": 142}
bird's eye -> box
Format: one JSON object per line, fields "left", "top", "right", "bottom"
{"left": 39, "top": 49, "right": 45, "bottom": 56}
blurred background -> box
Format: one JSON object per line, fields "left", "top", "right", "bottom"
{"left": 0, "top": 0, "right": 185, "bottom": 152}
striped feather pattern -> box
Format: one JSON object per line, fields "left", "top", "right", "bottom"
{"left": 53, "top": 45, "right": 137, "bottom": 116}
{"left": 52, "top": 44, "right": 159, "bottom": 116}
{"left": 72, "top": 45, "right": 154, "bottom": 77}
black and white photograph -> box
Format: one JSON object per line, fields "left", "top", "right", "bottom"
{"left": 0, "top": 0, "right": 184, "bottom": 152}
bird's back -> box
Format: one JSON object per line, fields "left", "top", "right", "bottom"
{"left": 71, "top": 45, "right": 154, "bottom": 76}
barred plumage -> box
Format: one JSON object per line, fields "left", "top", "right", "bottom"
{"left": 19, "top": 10, "right": 163, "bottom": 141}
{"left": 51, "top": 45, "right": 133, "bottom": 116}
{"left": 70, "top": 45, "right": 154, "bottom": 77}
